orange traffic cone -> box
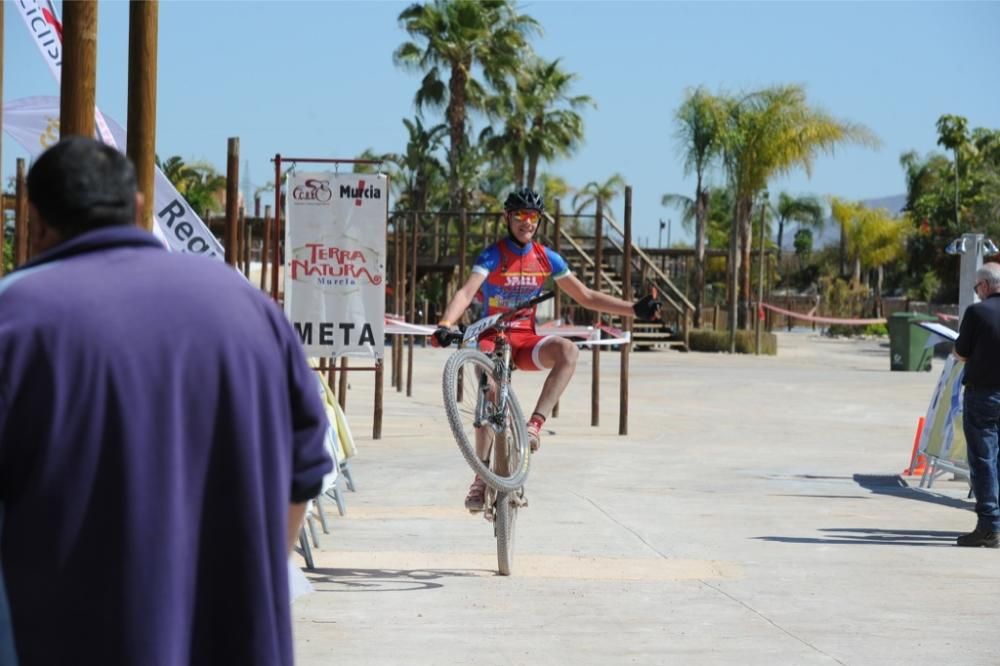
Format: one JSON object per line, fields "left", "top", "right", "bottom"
{"left": 903, "top": 416, "right": 927, "bottom": 475}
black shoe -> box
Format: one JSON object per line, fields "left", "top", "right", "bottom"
{"left": 956, "top": 527, "right": 1000, "bottom": 548}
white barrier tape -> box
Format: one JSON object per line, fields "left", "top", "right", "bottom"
{"left": 382, "top": 318, "right": 631, "bottom": 348}
{"left": 385, "top": 318, "right": 435, "bottom": 336}
{"left": 762, "top": 302, "right": 886, "bottom": 326}
{"left": 574, "top": 333, "right": 631, "bottom": 347}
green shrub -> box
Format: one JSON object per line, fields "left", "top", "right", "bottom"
{"left": 826, "top": 322, "right": 888, "bottom": 337}
{"left": 688, "top": 329, "right": 777, "bottom": 355}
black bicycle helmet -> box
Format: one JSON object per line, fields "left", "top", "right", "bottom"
{"left": 503, "top": 187, "right": 544, "bottom": 212}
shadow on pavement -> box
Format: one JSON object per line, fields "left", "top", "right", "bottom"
{"left": 852, "top": 473, "right": 973, "bottom": 511}
{"left": 306, "top": 567, "right": 487, "bottom": 592}
{"left": 754, "top": 527, "right": 962, "bottom": 547}
{"left": 754, "top": 474, "right": 973, "bottom": 547}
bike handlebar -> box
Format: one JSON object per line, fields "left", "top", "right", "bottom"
{"left": 439, "top": 290, "right": 556, "bottom": 347}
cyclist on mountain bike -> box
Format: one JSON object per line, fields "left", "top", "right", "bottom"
{"left": 430, "top": 187, "right": 662, "bottom": 511}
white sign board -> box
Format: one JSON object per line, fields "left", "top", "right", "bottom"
{"left": 284, "top": 172, "right": 387, "bottom": 359}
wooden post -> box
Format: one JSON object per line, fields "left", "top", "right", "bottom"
{"left": 459, "top": 209, "right": 468, "bottom": 283}
{"left": 373, "top": 359, "right": 383, "bottom": 439}
{"left": 236, "top": 203, "right": 245, "bottom": 274}
{"left": 260, "top": 205, "right": 272, "bottom": 291}
{"left": 60, "top": 0, "right": 98, "bottom": 139}
{"left": 338, "top": 357, "right": 348, "bottom": 411}
{"left": 399, "top": 215, "right": 408, "bottom": 394}
{"left": 552, "top": 199, "right": 561, "bottom": 419}
{"left": 126, "top": 0, "right": 158, "bottom": 231}
{"left": 619, "top": 187, "right": 632, "bottom": 436}
{"left": 407, "top": 213, "right": 418, "bottom": 397}
{"left": 393, "top": 217, "right": 403, "bottom": 390}
{"left": 225, "top": 138, "right": 239, "bottom": 267}
{"left": 553, "top": 200, "right": 562, "bottom": 321}
{"left": 270, "top": 155, "right": 281, "bottom": 301}
{"left": 14, "top": 159, "right": 28, "bottom": 268}
{"left": 591, "top": 201, "right": 603, "bottom": 427}
{"left": 0, "top": 0, "right": 3, "bottom": 276}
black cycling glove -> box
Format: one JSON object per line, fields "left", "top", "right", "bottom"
{"left": 431, "top": 326, "right": 456, "bottom": 348}
{"left": 632, "top": 294, "right": 662, "bottom": 320}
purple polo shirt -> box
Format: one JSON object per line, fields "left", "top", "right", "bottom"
{"left": 0, "top": 226, "right": 331, "bottom": 665}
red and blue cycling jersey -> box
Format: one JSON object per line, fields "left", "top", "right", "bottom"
{"left": 472, "top": 238, "right": 570, "bottom": 331}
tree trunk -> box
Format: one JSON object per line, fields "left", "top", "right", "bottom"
{"left": 727, "top": 205, "right": 740, "bottom": 352}
{"left": 739, "top": 200, "right": 753, "bottom": 330}
{"left": 692, "top": 184, "right": 708, "bottom": 329}
{"left": 776, "top": 217, "right": 785, "bottom": 262}
{"left": 876, "top": 265, "right": 884, "bottom": 317}
{"left": 446, "top": 60, "right": 469, "bottom": 211}
{"left": 526, "top": 152, "right": 539, "bottom": 191}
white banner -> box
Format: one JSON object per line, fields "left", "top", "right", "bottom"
{"left": 13, "top": 1, "right": 223, "bottom": 259}
{"left": 14, "top": 0, "right": 62, "bottom": 83}
{"left": 285, "top": 172, "right": 387, "bottom": 360}
{"left": 3, "top": 97, "right": 224, "bottom": 258}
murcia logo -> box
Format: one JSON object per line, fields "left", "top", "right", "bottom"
{"left": 339, "top": 179, "right": 382, "bottom": 206}
{"left": 292, "top": 179, "right": 333, "bottom": 202}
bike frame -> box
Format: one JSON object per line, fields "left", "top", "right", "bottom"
{"left": 473, "top": 328, "right": 514, "bottom": 435}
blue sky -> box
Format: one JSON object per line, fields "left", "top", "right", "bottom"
{"left": 4, "top": 1, "right": 999, "bottom": 247}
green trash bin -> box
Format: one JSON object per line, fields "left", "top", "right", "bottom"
{"left": 888, "top": 312, "right": 937, "bottom": 371}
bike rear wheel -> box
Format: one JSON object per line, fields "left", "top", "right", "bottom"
{"left": 442, "top": 349, "right": 530, "bottom": 492}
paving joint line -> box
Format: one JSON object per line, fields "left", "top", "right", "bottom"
{"left": 573, "top": 491, "right": 671, "bottom": 560}
{"left": 697, "top": 579, "right": 846, "bottom": 665}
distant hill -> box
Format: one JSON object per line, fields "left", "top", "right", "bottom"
{"left": 788, "top": 193, "right": 907, "bottom": 249}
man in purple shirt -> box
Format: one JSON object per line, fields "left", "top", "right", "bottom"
{"left": 0, "top": 137, "right": 332, "bottom": 664}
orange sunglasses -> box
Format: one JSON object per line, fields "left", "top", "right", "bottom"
{"left": 510, "top": 210, "right": 541, "bottom": 224}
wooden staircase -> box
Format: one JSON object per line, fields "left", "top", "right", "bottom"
{"left": 540, "top": 213, "right": 694, "bottom": 350}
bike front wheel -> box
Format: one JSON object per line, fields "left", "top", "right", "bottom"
{"left": 441, "top": 349, "right": 530, "bottom": 492}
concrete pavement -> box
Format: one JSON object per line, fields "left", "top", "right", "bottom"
{"left": 293, "top": 332, "right": 996, "bottom": 666}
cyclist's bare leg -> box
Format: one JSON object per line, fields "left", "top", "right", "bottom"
{"left": 521, "top": 338, "right": 579, "bottom": 451}
{"left": 466, "top": 380, "right": 497, "bottom": 511}
{"left": 531, "top": 337, "right": 579, "bottom": 418}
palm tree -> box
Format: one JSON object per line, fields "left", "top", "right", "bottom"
{"left": 773, "top": 192, "right": 823, "bottom": 262}
{"left": 673, "top": 87, "right": 724, "bottom": 328}
{"left": 719, "top": 85, "right": 879, "bottom": 333}
{"left": 156, "top": 155, "right": 194, "bottom": 191}
{"left": 482, "top": 57, "right": 591, "bottom": 191}
{"left": 936, "top": 114, "right": 968, "bottom": 227}
{"left": 155, "top": 155, "right": 225, "bottom": 219}
{"left": 522, "top": 58, "right": 592, "bottom": 190}
{"left": 394, "top": 0, "right": 539, "bottom": 210}
{"left": 831, "top": 197, "right": 909, "bottom": 313}
{"left": 536, "top": 172, "right": 573, "bottom": 212}
{"left": 384, "top": 116, "right": 447, "bottom": 212}
{"left": 572, "top": 173, "right": 626, "bottom": 228}
{"left": 181, "top": 163, "right": 227, "bottom": 219}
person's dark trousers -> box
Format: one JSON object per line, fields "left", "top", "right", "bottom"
{"left": 963, "top": 387, "right": 1000, "bottom": 532}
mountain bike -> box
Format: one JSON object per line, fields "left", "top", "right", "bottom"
{"left": 439, "top": 291, "right": 554, "bottom": 575}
